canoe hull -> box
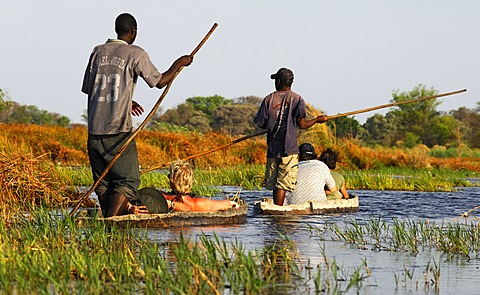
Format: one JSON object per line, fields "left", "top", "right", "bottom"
{"left": 254, "top": 196, "right": 359, "bottom": 215}
{"left": 77, "top": 203, "right": 248, "bottom": 228}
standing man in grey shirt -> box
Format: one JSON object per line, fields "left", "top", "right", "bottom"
{"left": 254, "top": 68, "right": 328, "bottom": 206}
{"left": 82, "top": 13, "right": 192, "bottom": 217}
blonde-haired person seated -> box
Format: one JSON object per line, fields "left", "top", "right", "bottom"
{"left": 162, "top": 160, "right": 238, "bottom": 212}
{"left": 123, "top": 160, "right": 238, "bottom": 215}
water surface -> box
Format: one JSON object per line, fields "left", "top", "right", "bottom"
{"left": 145, "top": 186, "right": 480, "bottom": 294}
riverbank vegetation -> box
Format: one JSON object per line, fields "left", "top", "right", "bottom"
{"left": 148, "top": 85, "right": 480, "bottom": 150}
{"left": 1, "top": 208, "right": 477, "bottom": 293}
{"left": 324, "top": 217, "right": 480, "bottom": 258}
{"left": 1, "top": 121, "right": 480, "bottom": 216}
{"left": 0, "top": 84, "right": 480, "bottom": 214}
{"left": 0, "top": 87, "right": 479, "bottom": 294}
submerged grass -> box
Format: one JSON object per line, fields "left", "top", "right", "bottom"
{"left": 325, "top": 217, "right": 480, "bottom": 259}
{"left": 309, "top": 218, "right": 480, "bottom": 292}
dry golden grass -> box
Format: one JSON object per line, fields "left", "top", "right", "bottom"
{"left": 137, "top": 130, "right": 267, "bottom": 169}
{"left": 298, "top": 103, "right": 330, "bottom": 149}
{"left": 0, "top": 148, "right": 75, "bottom": 218}
{"left": 430, "top": 157, "right": 480, "bottom": 171}
{"left": 2, "top": 120, "right": 479, "bottom": 171}
{"left": 1, "top": 123, "right": 479, "bottom": 173}
{"left": 0, "top": 124, "right": 88, "bottom": 166}
{"left": 1, "top": 120, "right": 480, "bottom": 215}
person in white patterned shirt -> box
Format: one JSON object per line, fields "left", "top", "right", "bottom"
{"left": 285, "top": 143, "right": 337, "bottom": 205}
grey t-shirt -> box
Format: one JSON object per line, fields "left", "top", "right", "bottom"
{"left": 254, "top": 90, "right": 307, "bottom": 158}
{"left": 82, "top": 39, "right": 162, "bottom": 135}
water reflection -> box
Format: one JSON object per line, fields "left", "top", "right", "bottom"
{"left": 144, "top": 186, "right": 480, "bottom": 294}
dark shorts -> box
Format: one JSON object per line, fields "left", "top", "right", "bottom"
{"left": 87, "top": 132, "right": 140, "bottom": 200}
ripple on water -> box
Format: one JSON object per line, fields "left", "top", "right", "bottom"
{"left": 143, "top": 186, "right": 480, "bottom": 294}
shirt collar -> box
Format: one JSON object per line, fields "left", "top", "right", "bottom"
{"left": 106, "top": 38, "right": 128, "bottom": 45}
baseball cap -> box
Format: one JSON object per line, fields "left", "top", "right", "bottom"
{"left": 299, "top": 143, "right": 316, "bottom": 157}
{"left": 270, "top": 68, "right": 294, "bottom": 82}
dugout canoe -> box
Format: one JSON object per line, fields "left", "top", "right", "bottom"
{"left": 77, "top": 201, "right": 248, "bottom": 228}
{"left": 253, "top": 195, "right": 359, "bottom": 215}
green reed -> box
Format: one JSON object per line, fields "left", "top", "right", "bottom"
{"left": 193, "top": 164, "right": 265, "bottom": 190}
{"left": 59, "top": 164, "right": 264, "bottom": 194}
{"left": 56, "top": 165, "right": 93, "bottom": 186}
{"left": 0, "top": 208, "right": 337, "bottom": 294}
{"left": 393, "top": 259, "right": 440, "bottom": 292}
{"left": 59, "top": 165, "right": 475, "bottom": 197}
{"left": 305, "top": 242, "right": 370, "bottom": 293}
{"left": 0, "top": 208, "right": 381, "bottom": 294}
{"left": 325, "top": 217, "right": 480, "bottom": 259}
{"left": 138, "top": 164, "right": 265, "bottom": 191}
{"left": 424, "top": 259, "right": 441, "bottom": 292}
{"left": 346, "top": 167, "right": 475, "bottom": 192}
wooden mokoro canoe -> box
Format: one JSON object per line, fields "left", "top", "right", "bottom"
{"left": 76, "top": 202, "right": 248, "bottom": 228}
{"left": 253, "top": 195, "right": 359, "bottom": 215}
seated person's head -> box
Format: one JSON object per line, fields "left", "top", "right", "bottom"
{"left": 319, "top": 148, "right": 338, "bottom": 169}
{"left": 299, "top": 142, "right": 317, "bottom": 161}
{"left": 169, "top": 160, "right": 194, "bottom": 195}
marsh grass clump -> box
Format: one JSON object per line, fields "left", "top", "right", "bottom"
{"left": 63, "top": 164, "right": 473, "bottom": 194}
{"left": 56, "top": 166, "right": 93, "bottom": 187}
{"left": 393, "top": 259, "right": 441, "bottom": 292}
{"left": 326, "top": 217, "right": 480, "bottom": 259}
{"left": 0, "top": 209, "right": 151, "bottom": 294}
{"left": 345, "top": 168, "right": 471, "bottom": 191}
{"left": 0, "top": 148, "right": 77, "bottom": 217}
{"left": 0, "top": 124, "right": 88, "bottom": 165}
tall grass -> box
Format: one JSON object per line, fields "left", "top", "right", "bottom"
{"left": 0, "top": 209, "right": 370, "bottom": 294}
{"left": 0, "top": 140, "right": 76, "bottom": 218}
{"left": 1, "top": 124, "right": 479, "bottom": 172}
{"left": 346, "top": 169, "right": 473, "bottom": 191}
{"left": 1, "top": 123, "right": 480, "bottom": 214}
{"left": 0, "top": 124, "right": 88, "bottom": 165}
{"left": 326, "top": 217, "right": 480, "bottom": 259}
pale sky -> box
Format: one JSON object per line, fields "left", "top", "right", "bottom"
{"left": 1, "top": 1, "right": 478, "bottom": 124}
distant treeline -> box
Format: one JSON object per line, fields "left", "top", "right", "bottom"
{"left": 146, "top": 84, "right": 480, "bottom": 149}
{"left": 3, "top": 84, "right": 479, "bottom": 149}
{"left": 0, "top": 89, "right": 70, "bottom": 127}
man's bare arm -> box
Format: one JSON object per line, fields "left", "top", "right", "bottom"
{"left": 298, "top": 115, "right": 328, "bottom": 129}
{"left": 156, "top": 55, "right": 193, "bottom": 89}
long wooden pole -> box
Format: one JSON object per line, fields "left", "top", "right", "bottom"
{"left": 140, "top": 129, "right": 267, "bottom": 174}
{"left": 69, "top": 23, "right": 218, "bottom": 217}
{"left": 139, "top": 88, "right": 466, "bottom": 174}
{"left": 326, "top": 88, "right": 466, "bottom": 119}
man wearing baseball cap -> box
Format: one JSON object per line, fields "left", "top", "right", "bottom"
{"left": 254, "top": 68, "right": 328, "bottom": 205}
